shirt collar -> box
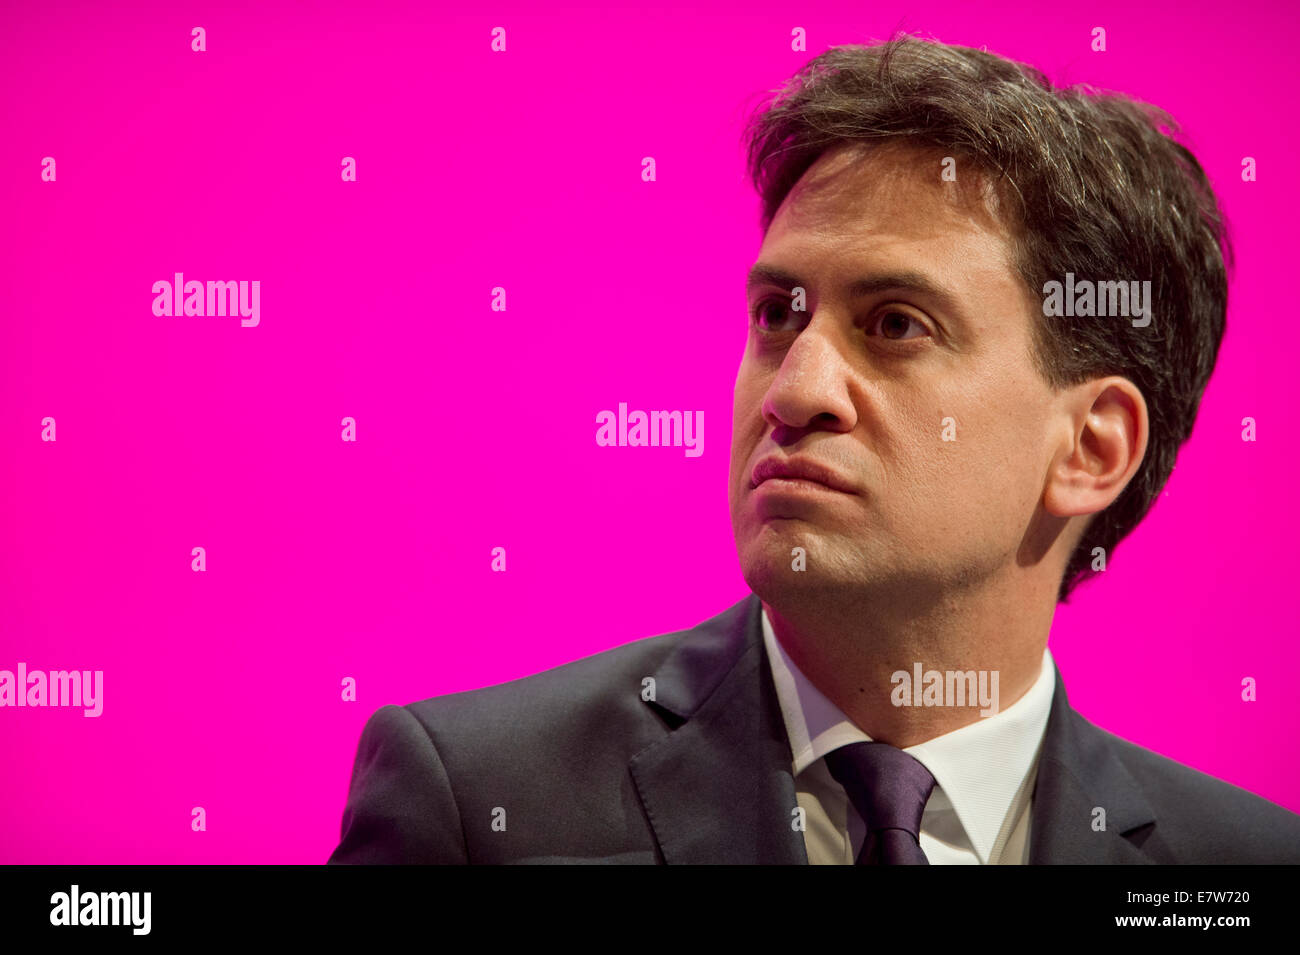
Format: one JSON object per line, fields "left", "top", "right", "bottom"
{"left": 761, "top": 605, "right": 1056, "bottom": 864}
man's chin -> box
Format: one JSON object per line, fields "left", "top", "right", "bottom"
{"left": 736, "top": 521, "right": 842, "bottom": 565}
{"left": 737, "top": 551, "right": 851, "bottom": 607}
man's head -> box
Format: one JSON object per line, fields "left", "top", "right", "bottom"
{"left": 727, "top": 36, "right": 1228, "bottom": 608}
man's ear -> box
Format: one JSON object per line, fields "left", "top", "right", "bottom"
{"left": 1043, "top": 376, "right": 1149, "bottom": 518}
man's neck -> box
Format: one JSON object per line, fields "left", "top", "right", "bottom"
{"left": 761, "top": 572, "right": 1054, "bottom": 748}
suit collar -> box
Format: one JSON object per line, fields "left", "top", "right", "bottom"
{"left": 1027, "top": 667, "right": 1157, "bottom": 863}
{"left": 637, "top": 594, "right": 757, "bottom": 724}
{"left": 630, "top": 593, "right": 808, "bottom": 863}
{"left": 629, "top": 592, "right": 1160, "bottom": 864}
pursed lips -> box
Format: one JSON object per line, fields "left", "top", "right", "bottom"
{"left": 750, "top": 456, "right": 858, "bottom": 494}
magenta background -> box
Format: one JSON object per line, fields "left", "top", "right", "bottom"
{"left": 2, "top": 0, "right": 1297, "bottom": 864}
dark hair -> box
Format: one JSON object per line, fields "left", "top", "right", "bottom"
{"left": 741, "top": 35, "right": 1230, "bottom": 602}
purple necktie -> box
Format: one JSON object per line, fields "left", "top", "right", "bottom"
{"left": 823, "top": 741, "right": 937, "bottom": 865}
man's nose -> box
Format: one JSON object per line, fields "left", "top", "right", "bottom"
{"left": 760, "top": 316, "right": 858, "bottom": 437}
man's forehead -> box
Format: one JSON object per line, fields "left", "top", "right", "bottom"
{"left": 770, "top": 141, "right": 1015, "bottom": 243}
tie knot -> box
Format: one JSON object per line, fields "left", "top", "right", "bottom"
{"left": 824, "top": 741, "right": 936, "bottom": 842}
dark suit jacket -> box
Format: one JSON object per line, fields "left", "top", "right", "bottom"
{"left": 327, "top": 593, "right": 1300, "bottom": 863}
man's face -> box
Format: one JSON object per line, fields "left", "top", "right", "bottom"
{"left": 729, "top": 142, "right": 1063, "bottom": 607}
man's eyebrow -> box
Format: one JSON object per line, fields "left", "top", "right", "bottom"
{"left": 745, "top": 264, "right": 963, "bottom": 312}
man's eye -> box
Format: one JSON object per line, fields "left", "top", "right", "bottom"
{"left": 870, "top": 310, "right": 929, "bottom": 340}
{"left": 750, "top": 299, "right": 795, "bottom": 332}
{"left": 750, "top": 301, "right": 931, "bottom": 342}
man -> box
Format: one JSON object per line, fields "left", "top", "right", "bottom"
{"left": 328, "top": 36, "right": 1300, "bottom": 864}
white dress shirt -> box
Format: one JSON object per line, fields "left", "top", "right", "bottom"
{"left": 760, "top": 607, "right": 1056, "bottom": 864}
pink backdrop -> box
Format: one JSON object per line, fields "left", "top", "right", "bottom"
{"left": 2, "top": 0, "right": 1296, "bottom": 863}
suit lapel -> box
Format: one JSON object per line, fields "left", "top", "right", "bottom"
{"left": 630, "top": 593, "right": 808, "bottom": 864}
{"left": 1028, "top": 667, "right": 1157, "bottom": 863}
{"left": 630, "top": 595, "right": 1159, "bottom": 865}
